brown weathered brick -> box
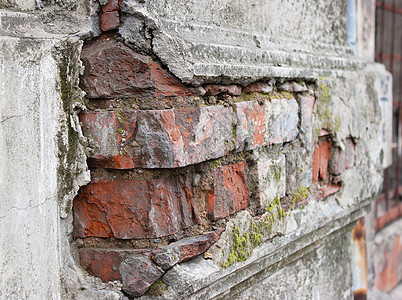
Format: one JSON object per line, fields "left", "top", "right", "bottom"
{"left": 207, "top": 162, "right": 249, "bottom": 221}
{"left": 102, "top": 0, "right": 120, "bottom": 12}
{"left": 151, "top": 230, "right": 223, "bottom": 271}
{"left": 233, "top": 100, "right": 266, "bottom": 151}
{"left": 314, "top": 183, "right": 341, "bottom": 200}
{"left": 73, "top": 176, "right": 200, "bottom": 239}
{"left": 80, "top": 106, "right": 232, "bottom": 169}
{"left": 80, "top": 39, "right": 193, "bottom": 98}
{"left": 79, "top": 248, "right": 125, "bottom": 282}
{"left": 100, "top": 11, "right": 120, "bottom": 31}
{"left": 243, "top": 81, "right": 273, "bottom": 94}
{"left": 312, "top": 140, "right": 332, "bottom": 183}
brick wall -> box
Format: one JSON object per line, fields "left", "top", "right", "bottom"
{"left": 71, "top": 11, "right": 361, "bottom": 295}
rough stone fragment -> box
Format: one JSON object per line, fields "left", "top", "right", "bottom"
{"left": 312, "top": 140, "right": 332, "bottom": 183}
{"left": 80, "top": 106, "right": 232, "bottom": 169}
{"left": 100, "top": 11, "right": 120, "bottom": 31}
{"left": 278, "top": 81, "right": 308, "bottom": 92}
{"left": 300, "top": 96, "right": 315, "bottom": 134}
{"left": 243, "top": 81, "right": 273, "bottom": 94}
{"left": 102, "top": 0, "right": 120, "bottom": 12}
{"left": 73, "top": 176, "right": 199, "bottom": 239}
{"left": 120, "top": 255, "right": 163, "bottom": 297}
{"left": 254, "top": 152, "right": 286, "bottom": 208}
{"left": 203, "top": 84, "right": 242, "bottom": 96}
{"left": 207, "top": 162, "right": 250, "bottom": 221}
{"left": 79, "top": 249, "right": 125, "bottom": 282}
{"left": 80, "top": 39, "right": 193, "bottom": 98}
{"left": 265, "top": 98, "right": 299, "bottom": 145}
{"left": 286, "top": 147, "right": 313, "bottom": 195}
{"left": 314, "top": 183, "right": 341, "bottom": 200}
{"left": 329, "top": 138, "right": 356, "bottom": 175}
{"left": 233, "top": 100, "right": 266, "bottom": 151}
{"left": 151, "top": 230, "right": 223, "bottom": 271}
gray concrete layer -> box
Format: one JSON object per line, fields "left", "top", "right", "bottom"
{"left": 120, "top": 0, "right": 363, "bottom": 85}
{"left": 0, "top": 3, "right": 96, "bottom": 298}
{"left": 0, "top": 37, "right": 62, "bottom": 299}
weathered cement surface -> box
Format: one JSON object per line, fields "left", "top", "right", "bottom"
{"left": 144, "top": 199, "right": 371, "bottom": 299}
{"left": 0, "top": 37, "right": 62, "bottom": 300}
{"left": 0, "top": 2, "right": 97, "bottom": 299}
{"left": 218, "top": 225, "right": 353, "bottom": 300}
{"left": 121, "top": 0, "right": 363, "bottom": 84}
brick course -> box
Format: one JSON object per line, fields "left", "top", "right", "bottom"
{"left": 80, "top": 39, "right": 193, "bottom": 98}
{"left": 73, "top": 176, "right": 199, "bottom": 239}
{"left": 80, "top": 105, "right": 232, "bottom": 169}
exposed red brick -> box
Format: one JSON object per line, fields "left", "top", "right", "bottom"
{"left": 207, "top": 162, "right": 249, "bottom": 221}
{"left": 79, "top": 248, "right": 125, "bottom": 282}
{"left": 80, "top": 106, "right": 232, "bottom": 169}
{"left": 376, "top": 235, "right": 401, "bottom": 292}
{"left": 243, "top": 81, "right": 272, "bottom": 94}
{"left": 203, "top": 84, "right": 242, "bottom": 96}
{"left": 151, "top": 229, "right": 224, "bottom": 270}
{"left": 102, "top": 0, "right": 120, "bottom": 12}
{"left": 312, "top": 140, "right": 332, "bottom": 183}
{"left": 233, "top": 100, "right": 266, "bottom": 151}
{"left": 80, "top": 39, "right": 193, "bottom": 98}
{"left": 100, "top": 11, "right": 120, "bottom": 31}
{"left": 314, "top": 183, "right": 341, "bottom": 200}
{"left": 73, "top": 176, "right": 200, "bottom": 239}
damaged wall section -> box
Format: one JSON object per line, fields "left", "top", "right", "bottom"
{"left": 70, "top": 0, "right": 384, "bottom": 297}
{"left": 0, "top": 0, "right": 390, "bottom": 299}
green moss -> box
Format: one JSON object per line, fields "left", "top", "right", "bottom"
{"left": 249, "top": 223, "right": 262, "bottom": 247}
{"left": 315, "top": 80, "right": 337, "bottom": 135}
{"left": 335, "top": 116, "right": 341, "bottom": 132}
{"left": 234, "top": 92, "right": 269, "bottom": 103}
{"left": 222, "top": 225, "right": 252, "bottom": 268}
{"left": 292, "top": 185, "right": 309, "bottom": 205}
{"left": 274, "top": 166, "right": 282, "bottom": 182}
{"left": 208, "top": 157, "right": 223, "bottom": 169}
{"left": 222, "top": 196, "right": 287, "bottom": 268}
{"left": 149, "top": 280, "right": 168, "bottom": 296}
{"left": 269, "top": 90, "right": 293, "bottom": 100}
{"left": 55, "top": 41, "right": 84, "bottom": 211}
